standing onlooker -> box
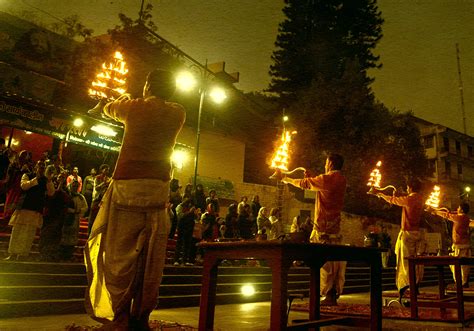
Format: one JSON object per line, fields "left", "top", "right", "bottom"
{"left": 46, "top": 155, "right": 64, "bottom": 188}
{"left": 430, "top": 202, "right": 471, "bottom": 287}
{"left": 88, "top": 164, "right": 110, "bottom": 234}
{"left": 283, "top": 153, "right": 347, "bottom": 306}
{"left": 193, "top": 184, "right": 207, "bottom": 212}
{"left": 182, "top": 183, "right": 193, "bottom": 201}
{"left": 224, "top": 203, "right": 239, "bottom": 238}
{"left": 81, "top": 168, "right": 96, "bottom": 217}
{"left": 60, "top": 180, "right": 87, "bottom": 261}
{"left": 206, "top": 189, "right": 220, "bottom": 216}
{"left": 257, "top": 207, "right": 271, "bottom": 235}
{"left": 250, "top": 195, "right": 261, "bottom": 236}
{"left": 2, "top": 151, "right": 30, "bottom": 220}
{"left": 201, "top": 203, "right": 217, "bottom": 241}
{"left": 0, "top": 137, "right": 10, "bottom": 181}
{"left": 268, "top": 208, "right": 283, "bottom": 240}
{"left": 168, "top": 179, "right": 182, "bottom": 239}
{"left": 238, "top": 202, "right": 253, "bottom": 239}
{"left": 374, "top": 178, "right": 425, "bottom": 303}
{"left": 67, "top": 166, "right": 82, "bottom": 192}
{"left": 173, "top": 198, "right": 197, "bottom": 266}
{"left": 5, "top": 161, "right": 54, "bottom": 260}
{"left": 40, "top": 172, "right": 70, "bottom": 262}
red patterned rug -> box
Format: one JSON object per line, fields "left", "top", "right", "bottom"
{"left": 383, "top": 290, "right": 440, "bottom": 300}
{"left": 291, "top": 302, "right": 474, "bottom": 322}
{"left": 65, "top": 320, "right": 197, "bottom": 330}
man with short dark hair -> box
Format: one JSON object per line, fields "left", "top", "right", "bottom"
{"left": 374, "top": 178, "right": 426, "bottom": 302}
{"left": 282, "top": 153, "right": 347, "bottom": 305}
{"left": 84, "top": 69, "right": 186, "bottom": 330}
{"left": 430, "top": 202, "right": 471, "bottom": 287}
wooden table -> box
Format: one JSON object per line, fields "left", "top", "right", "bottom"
{"left": 198, "top": 241, "right": 384, "bottom": 331}
{"left": 408, "top": 256, "right": 474, "bottom": 322}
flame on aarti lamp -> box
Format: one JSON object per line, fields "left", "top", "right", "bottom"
{"left": 425, "top": 185, "right": 441, "bottom": 208}
{"left": 270, "top": 130, "right": 294, "bottom": 171}
{"left": 367, "top": 161, "right": 382, "bottom": 188}
{"left": 88, "top": 51, "right": 128, "bottom": 101}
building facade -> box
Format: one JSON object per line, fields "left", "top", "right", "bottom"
{"left": 414, "top": 117, "right": 474, "bottom": 214}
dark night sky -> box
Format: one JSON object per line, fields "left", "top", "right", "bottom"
{"left": 1, "top": 0, "right": 473, "bottom": 134}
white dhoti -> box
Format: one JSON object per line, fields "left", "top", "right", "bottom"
{"left": 310, "top": 230, "right": 346, "bottom": 296}
{"left": 450, "top": 244, "right": 471, "bottom": 285}
{"left": 395, "top": 230, "right": 426, "bottom": 290}
{"left": 84, "top": 179, "right": 170, "bottom": 322}
{"left": 8, "top": 209, "right": 42, "bottom": 256}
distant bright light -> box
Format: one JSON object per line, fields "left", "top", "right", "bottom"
{"left": 176, "top": 71, "right": 197, "bottom": 92}
{"left": 73, "top": 118, "right": 84, "bottom": 127}
{"left": 466, "top": 186, "right": 471, "bottom": 193}
{"left": 24, "top": 131, "right": 32, "bottom": 134}
{"left": 171, "top": 150, "right": 188, "bottom": 170}
{"left": 241, "top": 284, "right": 255, "bottom": 297}
{"left": 5, "top": 138, "right": 19, "bottom": 146}
{"left": 91, "top": 125, "right": 117, "bottom": 137}
{"left": 283, "top": 115, "right": 289, "bottom": 122}
{"left": 209, "top": 87, "right": 227, "bottom": 104}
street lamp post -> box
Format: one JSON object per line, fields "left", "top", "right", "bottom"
{"left": 193, "top": 78, "right": 207, "bottom": 190}
{"left": 176, "top": 61, "right": 238, "bottom": 191}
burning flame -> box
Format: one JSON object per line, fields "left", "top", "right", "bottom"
{"left": 367, "top": 161, "right": 382, "bottom": 188}
{"left": 88, "top": 51, "right": 128, "bottom": 100}
{"left": 270, "top": 130, "right": 294, "bottom": 171}
{"left": 425, "top": 185, "right": 441, "bottom": 208}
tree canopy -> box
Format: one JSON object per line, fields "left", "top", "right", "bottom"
{"left": 268, "top": 0, "right": 427, "bottom": 217}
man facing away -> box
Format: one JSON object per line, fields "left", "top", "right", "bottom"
{"left": 282, "top": 153, "right": 347, "bottom": 306}
{"left": 373, "top": 178, "right": 426, "bottom": 303}
{"left": 84, "top": 69, "right": 186, "bottom": 330}
{"left": 430, "top": 202, "right": 471, "bottom": 287}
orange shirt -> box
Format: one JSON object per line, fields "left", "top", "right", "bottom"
{"left": 104, "top": 96, "right": 185, "bottom": 181}
{"left": 293, "top": 171, "right": 346, "bottom": 234}
{"left": 438, "top": 211, "right": 470, "bottom": 246}
{"left": 381, "top": 193, "right": 423, "bottom": 231}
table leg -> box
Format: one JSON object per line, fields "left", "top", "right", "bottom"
{"left": 454, "top": 262, "right": 464, "bottom": 322}
{"left": 370, "top": 254, "right": 382, "bottom": 331}
{"left": 268, "top": 258, "right": 292, "bottom": 330}
{"left": 198, "top": 255, "right": 219, "bottom": 331}
{"left": 437, "top": 265, "right": 446, "bottom": 317}
{"left": 309, "top": 265, "right": 321, "bottom": 322}
{"left": 408, "top": 259, "right": 418, "bottom": 319}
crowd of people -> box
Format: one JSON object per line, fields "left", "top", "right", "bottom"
{"left": 0, "top": 139, "right": 110, "bottom": 262}
{"left": 169, "top": 181, "right": 293, "bottom": 266}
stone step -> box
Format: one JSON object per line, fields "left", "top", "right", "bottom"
{"left": 0, "top": 285, "right": 86, "bottom": 301}
{"left": 0, "top": 298, "right": 86, "bottom": 318}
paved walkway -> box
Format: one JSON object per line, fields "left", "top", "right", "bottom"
{"left": 1, "top": 290, "right": 474, "bottom": 330}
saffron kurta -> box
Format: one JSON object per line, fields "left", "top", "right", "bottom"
{"left": 292, "top": 170, "right": 347, "bottom": 296}
{"left": 435, "top": 210, "right": 471, "bottom": 285}
{"left": 84, "top": 96, "right": 185, "bottom": 322}
{"left": 379, "top": 192, "right": 426, "bottom": 290}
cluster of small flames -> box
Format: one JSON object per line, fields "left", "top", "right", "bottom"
{"left": 270, "top": 130, "right": 295, "bottom": 171}
{"left": 425, "top": 185, "right": 441, "bottom": 208}
{"left": 88, "top": 51, "right": 128, "bottom": 100}
{"left": 367, "top": 161, "right": 382, "bottom": 188}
